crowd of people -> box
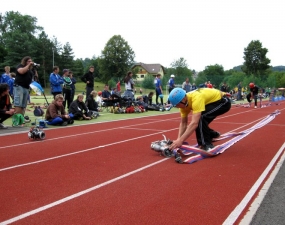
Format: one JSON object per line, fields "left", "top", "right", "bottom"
{"left": 0, "top": 56, "right": 276, "bottom": 136}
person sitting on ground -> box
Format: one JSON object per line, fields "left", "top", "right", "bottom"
{"left": 96, "top": 91, "right": 103, "bottom": 111}
{"left": 69, "top": 94, "right": 92, "bottom": 120}
{"left": 0, "top": 83, "right": 14, "bottom": 129}
{"left": 85, "top": 91, "right": 99, "bottom": 117}
{"left": 136, "top": 96, "right": 148, "bottom": 111}
{"left": 148, "top": 92, "right": 154, "bottom": 105}
{"left": 45, "top": 94, "right": 74, "bottom": 126}
{"left": 101, "top": 84, "right": 119, "bottom": 107}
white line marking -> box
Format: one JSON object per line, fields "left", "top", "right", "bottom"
{"left": 0, "top": 158, "right": 169, "bottom": 225}
{"left": 222, "top": 142, "right": 285, "bottom": 225}
{"left": 0, "top": 117, "right": 176, "bottom": 150}
{"left": 240, "top": 145, "right": 285, "bottom": 225}
{"left": 0, "top": 109, "right": 261, "bottom": 150}
{"left": 0, "top": 128, "right": 177, "bottom": 172}
{"left": 0, "top": 110, "right": 276, "bottom": 172}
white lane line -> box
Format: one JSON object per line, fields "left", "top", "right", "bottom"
{"left": 240, "top": 145, "right": 285, "bottom": 224}
{"left": 223, "top": 142, "right": 285, "bottom": 225}
{"left": 0, "top": 128, "right": 177, "bottom": 172}
{"left": 0, "top": 117, "right": 176, "bottom": 150}
{"left": 0, "top": 109, "right": 256, "bottom": 150}
{"left": 0, "top": 111, "right": 272, "bottom": 172}
{"left": 0, "top": 158, "right": 169, "bottom": 225}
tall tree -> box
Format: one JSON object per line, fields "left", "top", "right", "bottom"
{"left": 99, "top": 35, "right": 135, "bottom": 83}
{"left": 0, "top": 11, "right": 43, "bottom": 67}
{"left": 242, "top": 40, "right": 271, "bottom": 77}
{"left": 203, "top": 64, "right": 225, "bottom": 87}
{"left": 169, "top": 57, "right": 193, "bottom": 84}
{"left": 60, "top": 42, "right": 74, "bottom": 70}
{"left": 34, "top": 31, "right": 54, "bottom": 87}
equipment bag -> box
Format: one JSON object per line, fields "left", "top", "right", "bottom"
{"left": 34, "top": 106, "right": 44, "bottom": 116}
{"left": 12, "top": 114, "right": 24, "bottom": 126}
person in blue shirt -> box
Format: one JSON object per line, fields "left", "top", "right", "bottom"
{"left": 168, "top": 74, "right": 175, "bottom": 103}
{"left": 49, "top": 66, "right": 64, "bottom": 99}
{"left": 0, "top": 66, "right": 11, "bottom": 84}
{"left": 154, "top": 73, "right": 163, "bottom": 105}
{"left": 70, "top": 71, "right": 76, "bottom": 102}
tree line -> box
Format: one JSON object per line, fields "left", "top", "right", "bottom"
{"left": 0, "top": 11, "right": 284, "bottom": 91}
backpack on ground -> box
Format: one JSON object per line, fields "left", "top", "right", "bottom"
{"left": 12, "top": 114, "right": 24, "bottom": 126}
{"left": 34, "top": 106, "right": 44, "bottom": 117}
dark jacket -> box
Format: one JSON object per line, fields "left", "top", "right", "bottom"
{"left": 69, "top": 99, "right": 89, "bottom": 116}
{"left": 70, "top": 77, "right": 76, "bottom": 91}
{"left": 0, "top": 95, "right": 11, "bottom": 114}
{"left": 81, "top": 71, "right": 94, "bottom": 88}
{"left": 45, "top": 100, "right": 67, "bottom": 120}
{"left": 85, "top": 95, "right": 98, "bottom": 111}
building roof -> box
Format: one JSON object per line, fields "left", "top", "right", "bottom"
{"left": 132, "top": 62, "right": 164, "bottom": 74}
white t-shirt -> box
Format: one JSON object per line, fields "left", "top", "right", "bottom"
{"left": 95, "top": 96, "right": 102, "bottom": 106}
{"left": 125, "top": 78, "right": 134, "bottom": 90}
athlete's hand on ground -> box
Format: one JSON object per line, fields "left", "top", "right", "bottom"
{"left": 169, "top": 139, "right": 183, "bottom": 150}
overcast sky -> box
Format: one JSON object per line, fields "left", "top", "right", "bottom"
{"left": 2, "top": 0, "right": 284, "bottom": 71}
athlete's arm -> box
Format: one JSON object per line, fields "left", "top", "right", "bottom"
{"left": 170, "top": 112, "right": 201, "bottom": 150}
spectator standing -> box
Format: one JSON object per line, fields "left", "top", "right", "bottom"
{"left": 7, "top": 72, "right": 15, "bottom": 101}
{"left": 69, "top": 94, "right": 91, "bottom": 120}
{"left": 182, "top": 78, "right": 191, "bottom": 93}
{"left": 14, "top": 56, "right": 34, "bottom": 118}
{"left": 237, "top": 82, "right": 242, "bottom": 100}
{"left": 0, "top": 66, "right": 11, "bottom": 84}
{"left": 50, "top": 66, "right": 63, "bottom": 99}
{"left": 45, "top": 94, "right": 74, "bottom": 126}
{"left": 220, "top": 83, "right": 227, "bottom": 92}
{"left": 116, "top": 79, "right": 121, "bottom": 93}
{"left": 62, "top": 69, "right": 72, "bottom": 109}
{"left": 192, "top": 83, "right": 197, "bottom": 90}
{"left": 81, "top": 65, "right": 95, "bottom": 98}
{"left": 168, "top": 74, "right": 175, "bottom": 103}
{"left": 124, "top": 71, "right": 135, "bottom": 100}
{"left": 154, "top": 73, "right": 163, "bottom": 105}
{"left": 0, "top": 83, "right": 14, "bottom": 129}
{"left": 70, "top": 71, "right": 76, "bottom": 102}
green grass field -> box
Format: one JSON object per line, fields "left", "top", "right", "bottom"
{"left": 3, "top": 88, "right": 178, "bottom": 128}
{"left": 73, "top": 81, "right": 154, "bottom": 97}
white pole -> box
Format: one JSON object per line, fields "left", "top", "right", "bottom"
{"left": 52, "top": 48, "right": 54, "bottom": 67}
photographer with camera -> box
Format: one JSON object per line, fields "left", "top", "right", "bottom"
{"left": 13, "top": 56, "right": 35, "bottom": 122}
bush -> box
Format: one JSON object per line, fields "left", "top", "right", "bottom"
{"left": 142, "top": 74, "right": 155, "bottom": 90}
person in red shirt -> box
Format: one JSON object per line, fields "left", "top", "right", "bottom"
{"left": 116, "top": 80, "right": 121, "bottom": 92}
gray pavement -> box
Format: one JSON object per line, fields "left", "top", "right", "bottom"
{"left": 250, "top": 159, "right": 285, "bottom": 225}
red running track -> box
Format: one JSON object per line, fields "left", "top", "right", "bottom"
{"left": 0, "top": 103, "right": 285, "bottom": 225}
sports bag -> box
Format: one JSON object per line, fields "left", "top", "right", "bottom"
{"left": 34, "top": 106, "right": 44, "bottom": 116}
{"left": 12, "top": 114, "right": 24, "bottom": 126}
